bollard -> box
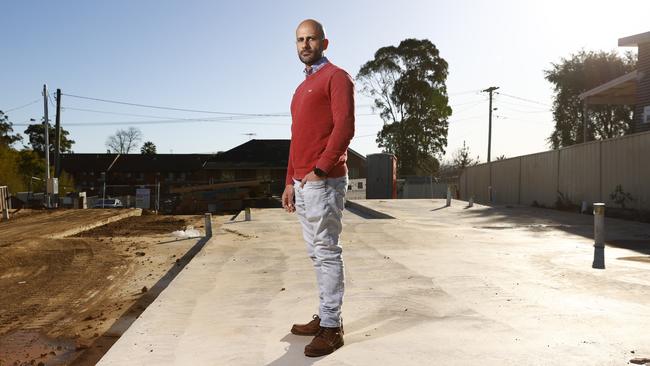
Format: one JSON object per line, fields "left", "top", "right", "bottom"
{"left": 204, "top": 213, "right": 212, "bottom": 238}
{"left": 592, "top": 203, "right": 605, "bottom": 269}
{"left": 2, "top": 208, "right": 9, "bottom": 221}
{"left": 581, "top": 201, "right": 588, "bottom": 214}
{"left": 468, "top": 196, "right": 474, "bottom": 208}
{"left": 446, "top": 186, "right": 451, "bottom": 207}
{"left": 245, "top": 207, "right": 251, "bottom": 221}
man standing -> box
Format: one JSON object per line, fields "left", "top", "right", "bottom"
{"left": 281, "top": 19, "right": 355, "bottom": 357}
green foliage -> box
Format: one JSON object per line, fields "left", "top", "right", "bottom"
{"left": 452, "top": 141, "right": 479, "bottom": 169}
{"left": 18, "top": 149, "right": 46, "bottom": 188}
{"left": 0, "top": 111, "right": 23, "bottom": 147}
{"left": 0, "top": 145, "right": 25, "bottom": 190}
{"left": 140, "top": 141, "right": 157, "bottom": 155}
{"left": 545, "top": 50, "right": 636, "bottom": 149}
{"left": 24, "top": 121, "right": 75, "bottom": 157}
{"left": 357, "top": 38, "right": 452, "bottom": 176}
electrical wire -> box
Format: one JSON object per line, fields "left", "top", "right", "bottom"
{"left": 3, "top": 99, "right": 41, "bottom": 113}
{"left": 493, "top": 96, "right": 551, "bottom": 111}
{"left": 47, "top": 92, "right": 56, "bottom": 109}
{"left": 61, "top": 93, "right": 290, "bottom": 117}
{"left": 496, "top": 103, "right": 550, "bottom": 114}
{"left": 496, "top": 92, "right": 551, "bottom": 107}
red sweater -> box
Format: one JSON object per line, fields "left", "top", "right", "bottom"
{"left": 286, "top": 62, "right": 355, "bottom": 185}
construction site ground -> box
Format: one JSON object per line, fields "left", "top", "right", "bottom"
{"left": 93, "top": 199, "right": 650, "bottom": 366}
{"left": 0, "top": 209, "right": 206, "bottom": 366}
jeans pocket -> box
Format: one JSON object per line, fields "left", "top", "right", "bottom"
{"left": 303, "top": 182, "right": 328, "bottom": 221}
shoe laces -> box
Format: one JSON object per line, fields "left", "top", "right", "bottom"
{"left": 315, "top": 326, "right": 338, "bottom": 339}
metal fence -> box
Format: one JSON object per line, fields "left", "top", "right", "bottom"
{"left": 460, "top": 130, "right": 650, "bottom": 211}
{"left": 397, "top": 176, "right": 450, "bottom": 199}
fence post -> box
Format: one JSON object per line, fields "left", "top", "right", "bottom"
{"left": 204, "top": 213, "right": 212, "bottom": 238}
{"left": 245, "top": 207, "right": 252, "bottom": 221}
{"left": 592, "top": 203, "right": 605, "bottom": 269}
{"left": 446, "top": 185, "right": 451, "bottom": 207}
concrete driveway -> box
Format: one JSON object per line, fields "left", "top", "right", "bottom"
{"left": 97, "top": 199, "right": 650, "bottom": 365}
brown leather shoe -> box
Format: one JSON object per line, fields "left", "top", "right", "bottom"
{"left": 291, "top": 314, "right": 321, "bottom": 336}
{"left": 304, "top": 326, "right": 344, "bottom": 357}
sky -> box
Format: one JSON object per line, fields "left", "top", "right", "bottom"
{"left": 2, "top": 0, "right": 648, "bottom": 163}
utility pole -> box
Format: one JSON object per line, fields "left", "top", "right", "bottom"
{"left": 482, "top": 86, "right": 499, "bottom": 204}
{"left": 43, "top": 84, "right": 51, "bottom": 208}
{"left": 54, "top": 89, "right": 62, "bottom": 178}
{"left": 482, "top": 86, "right": 499, "bottom": 162}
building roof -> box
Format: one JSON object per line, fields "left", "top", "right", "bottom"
{"left": 619, "top": 31, "right": 650, "bottom": 47}
{"left": 203, "top": 139, "right": 291, "bottom": 170}
{"left": 61, "top": 153, "right": 214, "bottom": 173}
{"left": 578, "top": 70, "right": 643, "bottom": 105}
{"left": 203, "top": 139, "right": 366, "bottom": 170}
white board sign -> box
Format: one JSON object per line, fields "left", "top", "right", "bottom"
{"left": 135, "top": 188, "right": 151, "bottom": 209}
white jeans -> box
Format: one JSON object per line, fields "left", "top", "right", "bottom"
{"left": 294, "top": 176, "right": 348, "bottom": 328}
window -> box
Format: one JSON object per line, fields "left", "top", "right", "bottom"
{"left": 357, "top": 182, "right": 364, "bottom": 189}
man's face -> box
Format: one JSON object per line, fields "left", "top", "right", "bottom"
{"left": 295, "top": 22, "right": 328, "bottom": 66}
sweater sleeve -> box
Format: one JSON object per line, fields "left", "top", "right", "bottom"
{"left": 315, "top": 70, "right": 355, "bottom": 173}
{"left": 285, "top": 139, "right": 295, "bottom": 185}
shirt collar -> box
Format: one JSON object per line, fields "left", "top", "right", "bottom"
{"left": 304, "top": 57, "right": 329, "bottom": 77}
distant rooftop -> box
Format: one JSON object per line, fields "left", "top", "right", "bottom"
{"left": 618, "top": 30, "right": 650, "bottom": 47}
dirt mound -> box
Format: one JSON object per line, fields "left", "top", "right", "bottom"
{"left": 0, "top": 211, "right": 209, "bottom": 365}
{"left": 73, "top": 215, "right": 200, "bottom": 237}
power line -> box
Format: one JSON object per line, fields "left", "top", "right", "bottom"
{"left": 497, "top": 104, "right": 550, "bottom": 114}
{"left": 449, "top": 89, "right": 482, "bottom": 96}
{"left": 61, "top": 106, "right": 261, "bottom": 120}
{"left": 47, "top": 92, "right": 56, "bottom": 109}
{"left": 61, "top": 93, "right": 290, "bottom": 117}
{"left": 3, "top": 99, "right": 41, "bottom": 113}
{"left": 496, "top": 92, "right": 551, "bottom": 107}
{"left": 13, "top": 111, "right": 381, "bottom": 127}
{"left": 450, "top": 98, "right": 487, "bottom": 108}
{"left": 13, "top": 116, "right": 291, "bottom": 127}
{"left": 452, "top": 99, "right": 488, "bottom": 114}
{"left": 494, "top": 98, "right": 550, "bottom": 112}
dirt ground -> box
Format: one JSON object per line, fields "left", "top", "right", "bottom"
{"left": 0, "top": 209, "right": 209, "bottom": 366}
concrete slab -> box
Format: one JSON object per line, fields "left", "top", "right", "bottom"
{"left": 97, "top": 200, "right": 650, "bottom": 365}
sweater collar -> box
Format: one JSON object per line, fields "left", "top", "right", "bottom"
{"left": 304, "top": 57, "right": 329, "bottom": 77}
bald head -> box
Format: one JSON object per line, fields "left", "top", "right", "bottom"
{"left": 295, "top": 19, "right": 329, "bottom": 66}
{"left": 296, "top": 19, "right": 326, "bottom": 40}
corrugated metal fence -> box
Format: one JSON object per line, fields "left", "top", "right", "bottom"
{"left": 460, "top": 130, "right": 650, "bottom": 211}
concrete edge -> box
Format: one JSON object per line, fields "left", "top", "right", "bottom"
{"left": 48, "top": 208, "right": 143, "bottom": 238}
{"left": 345, "top": 200, "right": 396, "bottom": 219}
